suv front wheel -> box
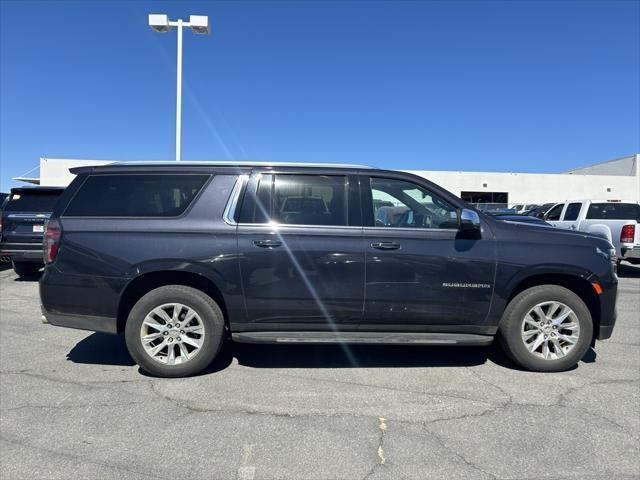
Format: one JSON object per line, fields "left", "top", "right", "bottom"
{"left": 125, "top": 285, "right": 225, "bottom": 377}
{"left": 499, "top": 285, "right": 592, "bottom": 372}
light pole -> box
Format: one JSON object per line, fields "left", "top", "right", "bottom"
{"left": 148, "top": 14, "right": 210, "bottom": 161}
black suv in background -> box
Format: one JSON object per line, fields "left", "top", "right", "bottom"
{"left": 40, "top": 162, "right": 618, "bottom": 377}
{"left": 1, "top": 186, "right": 65, "bottom": 277}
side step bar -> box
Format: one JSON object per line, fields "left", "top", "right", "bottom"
{"left": 232, "top": 331, "right": 494, "bottom": 346}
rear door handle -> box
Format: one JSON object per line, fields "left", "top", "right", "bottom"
{"left": 253, "top": 239, "right": 282, "bottom": 249}
{"left": 371, "top": 241, "right": 401, "bottom": 250}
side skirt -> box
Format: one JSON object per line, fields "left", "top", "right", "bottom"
{"left": 232, "top": 331, "right": 494, "bottom": 346}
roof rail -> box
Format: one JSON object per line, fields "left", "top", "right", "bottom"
{"left": 107, "top": 161, "right": 376, "bottom": 169}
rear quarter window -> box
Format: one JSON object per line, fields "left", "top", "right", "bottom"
{"left": 63, "top": 174, "right": 210, "bottom": 217}
{"left": 4, "top": 191, "right": 62, "bottom": 212}
{"left": 586, "top": 203, "right": 640, "bottom": 221}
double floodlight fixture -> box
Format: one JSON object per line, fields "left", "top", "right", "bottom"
{"left": 147, "top": 13, "right": 210, "bottom": 161}
{"left": 148, "top": 14, "right": 210, "bottom": 35}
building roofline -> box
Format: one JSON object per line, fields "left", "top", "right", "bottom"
{"left": 562, "top": 153, "right": 639, "bottom": 174}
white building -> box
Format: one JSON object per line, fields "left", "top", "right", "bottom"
{"left": 409, "top": 153, "right": 639, "bottom": 206}
{"left": 12, "top": 154, "right": 640, "bottom": 206}
{"left": 13, "top": 158, "right": 112, "bottom": 187}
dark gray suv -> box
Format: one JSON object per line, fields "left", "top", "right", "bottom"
{"left": 39, "top": 162, "right": 618, "bottom": 377}
{"left": 1, "top": 186, "right": 65, "bottom": 277}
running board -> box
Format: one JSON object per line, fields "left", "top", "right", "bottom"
{"left": 232, "top": 331, "right": 494, "bottom": 346}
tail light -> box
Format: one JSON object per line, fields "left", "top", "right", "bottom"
{"left": 620, "top": 224, "right": 635, "bottom": 244}
{"left": 44, "top": 219, "right": 61, "bottom": 264}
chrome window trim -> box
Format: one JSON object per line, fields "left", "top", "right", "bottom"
{"left": 234, "top": 222, "right": 457, "bottom": 233}
{"left": 236, "top": 222, "right": 363, "bottom": 231}
{"left": 222, "top": 174, "right": 249, "bottom": 226}
{"left": 364, "top": 226, "right": 459, "bottom": 233}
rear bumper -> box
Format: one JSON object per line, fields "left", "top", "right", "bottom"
{"left": 0, "top": 242, "right": 43, "bottom": 262}
{"left": 620, "top": 246, "right": 640, "bottom": 260}
{"left": 40, "top": 304, "right": 118, "bottom": 334}
{"left": 39, "top": 266, "right": 123, "bottom": 334}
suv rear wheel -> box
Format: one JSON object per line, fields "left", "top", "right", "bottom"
{"left": 12, "top": 261, "right": 41, "bottom": 278}
{"left": 124, "top": 285, "right": 225, "bottom": 377}
{"left": 499, "top": 285, "right": 592, "bottom": 372}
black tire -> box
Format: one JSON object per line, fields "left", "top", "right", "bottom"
{"left": 498, "top": 285, "right": 592, "bottom": 372}
{"left": 12, "top": 261, "right": 41, "bottom": 278}
{"left": 125, "top": 285, "right": 225, "bottom": 377}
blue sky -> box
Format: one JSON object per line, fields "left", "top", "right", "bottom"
{"left": 1, "top": 0, "right": 638, "bottom": 192}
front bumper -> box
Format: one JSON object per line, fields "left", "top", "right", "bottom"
{"left": 593, "top": 272, "right": 617, "bottom": 341}
{"left": 598, "top": 323, "right": 616, "bottom": 340}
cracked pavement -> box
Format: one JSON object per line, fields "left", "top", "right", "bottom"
{"left": 1, "top": 264, "right": 639, "bottom": 479}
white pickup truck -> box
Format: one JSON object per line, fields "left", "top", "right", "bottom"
{"left": 544, "top": 199, "right": 640, "bottom": 265}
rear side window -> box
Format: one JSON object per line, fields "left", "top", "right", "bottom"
{"left": 586, "top": 203, "right": 640, "bottom": 221}
{"left": 563, "top": 203, "right": 582, "bottom": 221}
{"left": 241, "top": 174, "right": 348, "bottom": 226}
{"left": 4, "top": 191, "right": 62, "bottom": 212}
{"left": 64, "top": 174, "right": 209, "bottom": 217}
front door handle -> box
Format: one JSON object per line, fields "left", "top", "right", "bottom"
{"left": 253, "top": 239, "right": 282, "bottom": 249}
{"left": 371, "top": 241, "right": 401, "bottom": 250}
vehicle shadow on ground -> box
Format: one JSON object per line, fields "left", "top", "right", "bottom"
{"left": 67, "top": 332, "right": 509, "bottom": 371}
{"left": 67, "top": 332, "right": 136, "bottom": 366}
{"left": 8, "top": 268, "right": 43, "bottom": 282}
{"left": 67, "top": 331, "right": 595, "bottom": 375}
{"left": 617, "top": 263, "right": 640, "bottom": 278}
{"left": 211, "top": 342, "right": 594, "bottom": 374}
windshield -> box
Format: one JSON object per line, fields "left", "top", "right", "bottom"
{"left": 4, "top": 191, "right": 62, "bottom": 212}
{"left": 586, "top": 203, "right": 640, "bottom": 221}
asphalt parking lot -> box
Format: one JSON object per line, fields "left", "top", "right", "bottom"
{"left": 1, "top": 264, "right": 639, "bottom": 480}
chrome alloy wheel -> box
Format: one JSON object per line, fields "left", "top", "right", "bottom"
{"left": 140, "top": 303, "right": 205, "bottom": 365}
{"left": 521, "top": 301, "right": 580, "bottom": 360}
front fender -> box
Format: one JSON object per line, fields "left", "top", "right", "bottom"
{"left": 486, "top": 263, "right": 599, "bottom": 326}
{"left": 500, "top": 263, "right": 597, "bottom": 301}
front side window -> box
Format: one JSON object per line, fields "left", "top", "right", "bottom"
{"left": 545, "top": 204, "right": 564, "bottom": 221}
{"left": 64, "top": 174, "right": 210, "bottom": 217}
{"left": 563, "top": 203, "right": 582, "bottom": 221}
{"left": 242, "top": 174, "right": 348, "bottom": 226}
{"left": 370, "top": 178, "right": 459, "bottom": 229}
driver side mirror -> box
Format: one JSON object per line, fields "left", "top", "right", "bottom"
{"left": 460, "top": 208, "right": 481, "bottom": 233}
